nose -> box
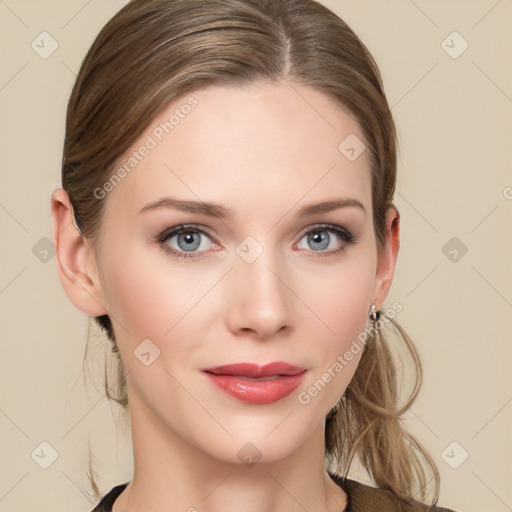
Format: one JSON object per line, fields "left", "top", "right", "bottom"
{"left": 224, "top": 247, "right": 293, "bottom": 340}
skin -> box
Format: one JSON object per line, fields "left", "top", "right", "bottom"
{"left": 51, "top": 80, "right": 399, "bottom": 512}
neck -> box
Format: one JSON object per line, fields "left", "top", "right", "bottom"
{"left": 112, "top": 392, "right": 347, "bottom": 512}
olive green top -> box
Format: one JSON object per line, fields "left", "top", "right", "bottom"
{"left": 90, "top": 473, "right": 459, "bottom": 512}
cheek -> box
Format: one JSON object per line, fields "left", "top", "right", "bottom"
{"left": 100, "top": 229, "right": 375, "bottom": 354}
{"left": 298, "top": 252, "right": 375, "bottom": 397}
{"left": 305, "top": 254, "right": 375, "bottom": 342}
{"left": 99, "top": 240, "right": 177, "bottom": 340}
{"left": 100, "top": 240, "right": 218, "bottom": 348}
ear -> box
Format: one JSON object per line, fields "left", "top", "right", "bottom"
{"left": 372, "top": 205, "right": 400, "bottom": 310}
{"left": 50, "top": 188, "right": 108, "bottom": 316}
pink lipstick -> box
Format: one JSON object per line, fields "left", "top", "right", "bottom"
{"left": 202, "top": 362, "right": 307, "bottom": 405}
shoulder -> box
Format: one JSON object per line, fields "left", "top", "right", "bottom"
{"left": 88, "top": 482, "right": 129, "bottom": 512}
{"left": 329, "top": 473, "right": 460, "bottom": 512}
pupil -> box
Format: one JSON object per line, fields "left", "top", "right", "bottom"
{"left": 310, "top": 231, "right": 328, "bottom": 250}
{"left": 179, "top": 231, "right": 199, "bottom": 250}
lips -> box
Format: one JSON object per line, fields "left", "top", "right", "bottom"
{"left": 202, "top": 362, "right": 306, "bottom": 378}
{"left": 201, "top": 362, "right": 307, "bottom": 405}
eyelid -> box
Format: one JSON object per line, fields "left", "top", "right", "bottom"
{"left": 296, "top": 223, "right": 354, "bottom": 241}
{"left": 157, "top": 222, "right": 353, "bottom": 242}
{"left": 156, "top": 223, "right": 216, "bottom": 242}
{"left": 155, "top": 222, "right": 358, "bottom": 260}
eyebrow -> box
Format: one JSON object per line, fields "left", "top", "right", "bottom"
{"left": 137, "top": 196, "right": 366, "bottom": 218}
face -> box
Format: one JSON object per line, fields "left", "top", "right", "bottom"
{"left": 91, "top": 80, "right": 381, "bottom": 464}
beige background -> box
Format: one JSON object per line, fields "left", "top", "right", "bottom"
{"left": 1, "top": 1, "right": 511, "bottom": 511}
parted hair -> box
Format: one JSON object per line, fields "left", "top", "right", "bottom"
{"left": 62, "top": 0, "right": 440, "bottom": 505}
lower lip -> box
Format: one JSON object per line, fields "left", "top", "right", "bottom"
{"left": 204, "top": 371, "right": 306, "bottom": 404}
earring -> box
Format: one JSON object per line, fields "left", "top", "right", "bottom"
{"left": 369, "top": 304, "right": 380, "bottom": 322}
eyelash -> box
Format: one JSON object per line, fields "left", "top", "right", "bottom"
{"left": 155, "top": 223, "right": 358, "bottom": 261}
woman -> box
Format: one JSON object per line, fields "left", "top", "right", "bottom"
{"left": 51, "top": 0, "right": 460, "bottom": 510}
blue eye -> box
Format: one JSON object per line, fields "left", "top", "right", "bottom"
{"left": 155, "top": 223, "right": 357, "bottom": 261}
{"left": 156, "top": 224, "right": 216, "bottom": 260}
{"left": 296, "top": 224, "right": 357, "bottom": 258}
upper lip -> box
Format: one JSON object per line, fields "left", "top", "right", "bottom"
{"left": 202, "top": 362, "right": 306, "bottom": 378}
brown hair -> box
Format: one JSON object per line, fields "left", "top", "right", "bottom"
{"left": 62, "top": 0, "right": 440, "bottom": 505}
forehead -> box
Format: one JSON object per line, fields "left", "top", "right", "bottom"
{"left": 103, "top": 80, "right": 371, "bottom": 222}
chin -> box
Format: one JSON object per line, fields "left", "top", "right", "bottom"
{"left": 195, "top": 419, "right": 315, "bottom": 467}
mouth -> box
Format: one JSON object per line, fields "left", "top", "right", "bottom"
{"left": 202, "top": 361, "right": 307, "bottom": 378}
{"left": 201, "top": 362, "right": 307, "bottom": 404}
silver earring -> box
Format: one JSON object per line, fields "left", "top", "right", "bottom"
{"left": 369, "top": 304, "right": 380, "bottom": 322}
